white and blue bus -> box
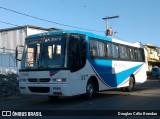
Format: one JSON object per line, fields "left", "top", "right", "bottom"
{"left": 16, "top": 30, "right": 147, "bottom": 99}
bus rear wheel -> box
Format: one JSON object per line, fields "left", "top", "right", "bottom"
{"left": 125, "top": 76, "right": 134, "bottom": 92}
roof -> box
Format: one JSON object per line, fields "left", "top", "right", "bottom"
{"left": 26, "top": 30, "right": 144, "bottom": 48}
{"left": 26, "top": 30, "right": 112, "bottom": 41}
{"left": 145, "top": 44, "right": 160, "bottom": 49}
{"left": 0, "top": 25, "right": 60, "bottom": 32}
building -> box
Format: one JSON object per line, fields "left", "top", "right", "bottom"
{"left": 0, "top": 25, "right": 58, "bottom": 73}
{"left": 145, "top": 44, "right": 160, "bottom": 71}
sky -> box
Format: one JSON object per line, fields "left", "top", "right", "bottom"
{"left": 0, "top": 0, "right": 160, "bottom": 47}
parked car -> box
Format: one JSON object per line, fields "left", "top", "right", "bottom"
{"left": 151, "top": 66, "right": 160, "bottom": 78}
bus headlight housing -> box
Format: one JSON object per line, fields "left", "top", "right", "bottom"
{"left": 52, "top": 78, "right": 66, "bottom": 82}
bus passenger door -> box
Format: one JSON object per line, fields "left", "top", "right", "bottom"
{"left": 67, "top": 34, "right": 86, "bottom": 94}
{"left": 68, "top": 34, "right": 86, "bottom": 73}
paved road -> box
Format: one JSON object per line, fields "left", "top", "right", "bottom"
{"left": 0, "top": 79, "right": 160, "bottom": 118}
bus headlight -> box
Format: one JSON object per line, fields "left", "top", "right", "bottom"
{"left": 52, "top": 78, "right": 66, "bottom": 82}
{"left": 19, "top": 79, "right": 27, "bottom": 82}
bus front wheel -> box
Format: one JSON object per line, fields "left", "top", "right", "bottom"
{"left": 85, "top": 81, "right": 95, "bottom": 99}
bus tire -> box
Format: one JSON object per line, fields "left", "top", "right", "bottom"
{"left": 120, "top": 87, "right": 126, "bottom": 92}
{"left": 85, "top": 81, "right": 95, "bottom": 99}
{"left": 125, "top": 76, "right": 134, "bottom": 92}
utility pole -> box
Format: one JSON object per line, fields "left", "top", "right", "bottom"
{"left": 102, "top": 15, "right": 119, "bottom": 36}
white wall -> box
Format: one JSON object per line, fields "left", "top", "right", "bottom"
{"left": 0, "top": 29, "right": 26, "bottom": 51}
{"left": 0, "top": 26, "right": 49, "bottom": 73}
{"left": 27, "top": 27, "right": 48, "bottom": 36}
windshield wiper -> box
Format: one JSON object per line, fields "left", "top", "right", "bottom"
{"left": 39, "top": 65, "right": 48, "bottom": 69}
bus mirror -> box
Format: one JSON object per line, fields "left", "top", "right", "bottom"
{"left": 16, "top": 45, "right": 24, "bottom": 61}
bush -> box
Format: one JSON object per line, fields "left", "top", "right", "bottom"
{"left": 0, "top": 73, "right": 19, "bottom": 97}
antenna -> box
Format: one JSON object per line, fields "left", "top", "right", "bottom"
{"left": 102, "top": 15, "right": 119, "bottom": 36}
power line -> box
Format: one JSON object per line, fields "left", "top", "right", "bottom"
{"left": 0, "top": 6, "right": 104, "bottom": 33}
{"left": 0, "top": 20, "right": 20, "bottom": 27}
{"left": 0, "top": 21, "right": 126, "bottom": 42}
{"left": 112, "top": 35, "right": 127, "bottom": 42}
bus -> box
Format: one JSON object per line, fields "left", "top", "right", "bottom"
{"left": 16, "top": 30, "right": 147, "bottom": 99}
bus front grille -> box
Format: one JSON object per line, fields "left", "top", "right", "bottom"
{"left": 28, "top": 87, "right": 50, "bottom": 93}
{"left": 28, "top": 78, "right": 51, "bottom": 82}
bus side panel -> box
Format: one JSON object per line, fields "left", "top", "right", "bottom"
{"left": 77, "top": 60, "right": 111, "bottom": 92}
{"left": 134, "top": 63, "right": 147, "bottom": 84}
{"left": 88, "top": 59, "right": 146, "bottom": 89}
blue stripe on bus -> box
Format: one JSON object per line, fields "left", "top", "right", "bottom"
{"left": 89, "top": 59, "right": 143, "bottom": 87}
{"left": 115, "top": 64, "right": 142, "bottom": 86}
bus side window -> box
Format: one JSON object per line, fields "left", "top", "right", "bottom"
{"left": 89, "top": 38, "right": 105, "bottom": 58}
{"left": 124, "top": 47, "right": 129, "bottom": 59}
{"left": 90, "top": 48, "right": 96, "bottom": 56}
{"left": 107, "top": 43, "right": 113, "bottom": 58}
{"left": 134, "top": 49, "right": 138, "bottom": 60}
{"left": 119, "top": 45, "right": 129, "bottom": 60}
{"left": 107, "top": 43, "right": 119, "bottom": 59}
{"left": 89, "top": 39, "right": 98, "bottom": 57}
{"left": 98, "top": 41, "right": 105, "bottom": 57}
{"left": 138, "top": 48, "right": 145, "bottom": 61}
{"left": 129, "top": 48, "right": 134, "bottom": 60}
{"left": 141, "top": 49, "right": 145, "bottom": 62}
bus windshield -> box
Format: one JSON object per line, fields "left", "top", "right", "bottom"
{"left": 21, "top": 35, "right": 67, "bottom": 69}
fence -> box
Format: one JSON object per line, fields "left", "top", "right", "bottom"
{"left": 0, "top": 47, "right": 19, "bottom": 97}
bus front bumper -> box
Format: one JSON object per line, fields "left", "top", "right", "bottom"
{"left": 19, "top": 83, "right": 71, "bottom": 96}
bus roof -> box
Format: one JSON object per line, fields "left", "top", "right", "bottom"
{"left": 26, "top": 30, "right": 110, "bottom": 40}
{"left": 26, "top": 30, "right": 143, "bottom": 48}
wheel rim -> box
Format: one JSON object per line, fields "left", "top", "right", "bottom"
{"left": 87, "top": 83, "right": 94, "bottom": 97}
